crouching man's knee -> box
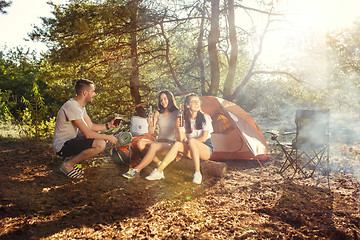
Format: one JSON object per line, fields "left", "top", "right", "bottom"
{"left": 93, "top": 139, "right": 106, "bottom": 153}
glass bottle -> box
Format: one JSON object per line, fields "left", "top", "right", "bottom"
{"left": 148, "top": 106, "right": 154, "bottom": 127}
{"left": 177, "top": 104, "right": 184, "bottom": 127}
{"left": 114, "top": 113, "right": 123, "bottom": 126}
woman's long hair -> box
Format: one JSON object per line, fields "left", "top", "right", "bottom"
{"left": 158, "top": 90, "right": 178, "bottom": 113}
{"left": 184, "top": 93, "right": 206, "bottom": 134}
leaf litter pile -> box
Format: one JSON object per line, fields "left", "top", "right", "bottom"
{"left": 0, "top": 139, "right": 359, "bottom": 239}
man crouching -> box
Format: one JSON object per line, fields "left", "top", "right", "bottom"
{"left": 53, "top": 79, "right": 118, "bottom": 178}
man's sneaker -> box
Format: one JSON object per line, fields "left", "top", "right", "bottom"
{"left": 193, "top": 172, "right": 202, "bottom": 184}
{"left": 145, "top": 168, "right": 164, "bottom": 180}
{"left": 122, "top": 168, "right": 140, "bottom": 179}
{"left": 73, "top": 165, "right": 84, "bottom": 174}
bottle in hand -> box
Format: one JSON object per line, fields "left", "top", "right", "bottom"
{"left": 114, "top": 113, "right": 123, "bottom": 126}
{"left": 148, "top": 106, "right": 154, "bottom": 127}
{"left": 177, "top": 104, "right": 184, "bottom": 127}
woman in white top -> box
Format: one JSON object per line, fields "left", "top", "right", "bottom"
{"left": 146, "top": 93, "right": 214, "bottom": 184}
{"left": 122, "top": 90, "right": 179, "bottom": 179}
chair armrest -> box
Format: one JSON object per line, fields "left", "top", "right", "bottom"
{"left": 281, "top": 132, "right": 296, "bottom": 135}
{"left": 266, "top": 131, "right": 279, "bottom": 140}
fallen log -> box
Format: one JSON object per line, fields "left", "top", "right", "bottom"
{"left": 108, "top": 149, "right": 228, "bottom": 177}
{"left": 172, "top": 157, "right": 228, "bottom": 178}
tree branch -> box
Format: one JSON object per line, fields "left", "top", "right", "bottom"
{"left": 230, "top": 12, "right": 272, "bottom": 100}
{"left": 159, "top": 22, "right": 187, "bottom": 93}
{"left": 250, "top": 71, "right": 307, "bottom": 84}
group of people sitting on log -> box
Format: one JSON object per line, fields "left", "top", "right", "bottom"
{"left": 53, "top": 79, "right": 214, "bottom": 184}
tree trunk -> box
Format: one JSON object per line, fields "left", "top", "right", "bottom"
{"left": 160, "top": 23, "right": 187, "bottom": 93}
{"left": 197, "top": 0, "right": 207, "bottom": 95}
{"left": 174, "top": 157, "right": 228, "bottom": 178}
{"left": 223, "top": 0, "right": 238, "bottom": 99}
{"left": 207, "top": 0, "right": 220, "bottom": 96}
{"left": 129, "top": 0, "right": 146, "bottom": 117}
{"left": 228, "top": 13, "right": 272, "bottom": 102}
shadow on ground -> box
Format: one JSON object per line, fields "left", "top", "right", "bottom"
{"left": 0, "top": 139, "right": 359, "bottom": 239}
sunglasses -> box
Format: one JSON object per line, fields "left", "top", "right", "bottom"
{"left": 190, "top": 100, "right": 202, "bottom": 105}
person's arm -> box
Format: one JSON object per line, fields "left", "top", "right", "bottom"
{"left": 176, "top": 126, "right": 186, "bottom": 142}
{"left": 83, "top": 114, "right": 118, "bottom": 132}
{"left": 73, "top": 117, "right": 117, "bottom": 144}
{"left": 195, "top": 130, "right": 209, "bottom": 142}
{"left": 194, "top": 114, "right": 212, "bottom": 142}
{"left": 148, "top": 111, "right": 159, "bottom": 134}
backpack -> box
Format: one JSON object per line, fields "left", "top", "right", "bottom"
{"left": 111, "top": 134, "right": 156, "bottom": 167}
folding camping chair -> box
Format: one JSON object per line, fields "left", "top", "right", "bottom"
{"left": 268, "top": 109, "right": 330, "bottom": 185}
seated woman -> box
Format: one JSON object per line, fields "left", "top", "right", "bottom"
{"left": 122, "top": 90, "right": 179, "bottom": 179}
{"left": 146, "top": 93, "right": 214, "bottom": 184}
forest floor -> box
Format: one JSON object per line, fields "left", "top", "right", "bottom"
{"left": 0, "top": 138, "right": 359, "bottom": 239}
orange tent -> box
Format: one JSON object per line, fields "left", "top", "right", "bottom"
{"left": 200, "top": 96, "right": 269, "bottom": 161}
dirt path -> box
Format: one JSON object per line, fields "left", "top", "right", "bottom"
{"left": 0, "top": 139, "right": 359, "bottom": 239}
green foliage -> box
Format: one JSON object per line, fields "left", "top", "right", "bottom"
{"left": 4, "top": 0, "right": 360, "bottom": 141}
{"left": 17, "top": 83, "right": 56, "bottom": 139}
{"left": 30, "top": 0, "right": 264, "bottom": 115}
{"left": 0, "top": 48, "right": 61, "bottom": 119}
{"left": 0, "top": 0, "right": 11, "bottom": 14}
{"left": 326, "top": 21, "right": 360, "bottom": 114}
{"left": 0, "top": 90, "right": 14, "bottom": 121}
{"left": 0, "top": 48, "right": 61, "bottom": 139}
{"left": 327, "top": 21, "right": 360, "bottom": 76}
{"left": 17, "top": 107, "right": 56, "bottom": 139}
{"left": 238, "top": 76, "right": 329, "bottom": 119}
{"left": 31, "top": 0, "right": 168, "bottom": 120}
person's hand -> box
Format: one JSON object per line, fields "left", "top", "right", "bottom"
{"left": 108, "top": 135, "right": 118, "bottom": 145}
{"left": 175, "top": 153, "right": 183, "bottom": 162}
{"left": 108, "top": 118, "right": 122, "bottom": 128}
{"left": 145, "top": 132, "right": 155, "bottom": 137}
{"left": 144, "top": 132, "right": 156, "bottom": 140}
{"left": 147, "top": 116, "right": 153, "bottom": 126}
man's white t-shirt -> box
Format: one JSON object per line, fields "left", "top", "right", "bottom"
{"left": 53, "top": 99, "right": 87, "bottom": 153}
{"left": 182, "top": 114, "right": 213, "bottom": 140}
